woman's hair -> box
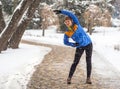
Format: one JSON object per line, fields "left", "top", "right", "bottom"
{"left": 64, "top": 16, "right": 72, "bottom": 21}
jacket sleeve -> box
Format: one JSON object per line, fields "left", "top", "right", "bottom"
{"left": 64, "top": 34, "right": 75, "bottom": 47}
{"left": 61, "top": 10, "right": 79, "bottom": 25}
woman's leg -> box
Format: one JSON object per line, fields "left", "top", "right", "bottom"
{"left": 85, "top": 43, "right": 93, "bottom": 84}
{"left": 68, "top": 48, "right": 84, "bottom": 78}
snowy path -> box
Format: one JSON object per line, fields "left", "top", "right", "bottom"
{"left": 22, "top": 40, "right": 120, "bottom": 89}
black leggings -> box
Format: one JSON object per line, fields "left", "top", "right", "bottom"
{"left": 68, "top": 43, "right": 93, "bottom": 78}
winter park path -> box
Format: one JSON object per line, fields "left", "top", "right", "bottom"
{"left": 21, "top": 40, "right": 120, "bottom": 89}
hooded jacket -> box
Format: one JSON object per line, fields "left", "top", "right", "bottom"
{"left": 61, "top": 10, "right": 92, "bottom": 48}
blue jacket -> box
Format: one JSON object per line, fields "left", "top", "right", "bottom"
{"left": 61, "top": 10, "right": 92, "bottom": 48}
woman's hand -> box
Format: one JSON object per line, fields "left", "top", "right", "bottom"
{"left": 53, "top": 10, "right": 61, "bottom": 14}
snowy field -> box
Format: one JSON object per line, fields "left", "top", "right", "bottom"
{"left": 0, "top": 26, "right": 120, "bottom": 88}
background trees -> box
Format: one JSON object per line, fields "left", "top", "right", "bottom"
{"left": 53, "top": 0, "right": 115, "bottom": 34}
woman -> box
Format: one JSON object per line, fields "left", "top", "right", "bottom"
{"left": 54, "top": 9, "right": 93, "bottom": 84}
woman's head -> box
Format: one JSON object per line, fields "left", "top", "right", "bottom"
{"left": 64, "top": 16, "right": 73, "bottom": 27}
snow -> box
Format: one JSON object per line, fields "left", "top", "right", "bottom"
{"left": 23, "top": 26, "right": 64, "bottom": 46}
{"left": 111, "top": 18, "right": 120, "bottom": 27}
{"left": 0, "top": 44, "right": 51, "bottom": 89}
{"left": 0, "top": 25, "right": 120, "bottom": 88}
{"left": 91, "top": 26, "right": 120, "bottom": 71}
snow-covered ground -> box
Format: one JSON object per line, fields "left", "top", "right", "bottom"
{"left": 0, "top": 44, "right": 51, "bottom": 89}
{"left": 91, "top": 27, "right": 120, "bottom": 72}
{"left": 0, "top": 25, "right": 120, "bottom": 88}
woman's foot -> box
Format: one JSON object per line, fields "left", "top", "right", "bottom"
{"left": 67, "top": 78, "right": 71, "bottom": 84}
{"left": 86, "top": 78, "right": 92, "bottom": 84}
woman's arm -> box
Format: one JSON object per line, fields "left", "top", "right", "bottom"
{"left": 64, "top": 34, "right": 76, "bottom": 47}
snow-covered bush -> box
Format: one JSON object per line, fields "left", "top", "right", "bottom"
{"left": 28, "top": 3, "right": 59, "bottom": 29}
{"left": 38, "top": 3, "right": 59, "bottom": 29}
{"left": 83, "top": 4, "right": 112, "bottom": 34}
{"left": 84, "top": 4, "right": 111, "bottom": 27}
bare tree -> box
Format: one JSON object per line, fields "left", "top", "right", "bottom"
{"left": 0, "top": 0, "right": 32, "bottom": 53}
{"left": 41, "top": 16, "right": 48, "bottom": 37}
{"left": 83, "top": 4, "right": 111, "bottom": 35}
{"left": 39, "top": 5, "right": 49, "bottom": 36}
{"left": 0, "top": 1, "right": 5, "bottom": 33}
{"left": 9, "top": 0, "right": 41, "bottom": 48}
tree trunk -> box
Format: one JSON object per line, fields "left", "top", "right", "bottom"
{"left": 42, "top": 28, "right": 45, "bottom": 36}
{"left": 0, "top": 0, "right": 31, "bottom": 53}
{"left": 9, "top": 0, "right": 41, "bottom": 49}
{"left": 0, "top": 2, "right": 7, "bottom": 50}
{"left": 0, "top": 2, "right": 5, "bottom": 33}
